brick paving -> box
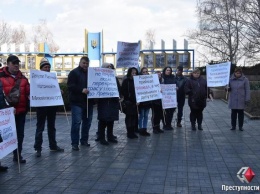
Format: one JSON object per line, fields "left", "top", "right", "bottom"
{"left": 0, "top": 99, "right": 260, "bottom": 194}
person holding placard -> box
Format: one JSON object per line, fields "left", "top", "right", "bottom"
{"left": 175, "top": 66, "right": 187, "bottom": 127}
{"left": 0, "top": 55, "right": 30, "bottom": 163}
{"left": 151, "top": 71, "right": 164, "bottom": 134}
{"left": 33, "top": 59, "right": 64, "bottom": 157}
{"left": 227, "top": 67, "right": 250, "bottom": 131}
{"left": 185, "top": 68, "right": 211, "bottom": 131}
{"left": 0, "top": 80, "right": 8, "bottom": 171}
{"left": 138, "top": 67, "right": 151, "bottom": 136}
{"left": 67, "top": 56, "right": 94, "bottom": 150}
{"left": 96, "top": 63, "right": 120, "bottom": 145}
{"left": 121, "top": 67, "right": 139, "bottom": 139}
{"left": 162, "top": 66, "right": 177, "bottom": 130}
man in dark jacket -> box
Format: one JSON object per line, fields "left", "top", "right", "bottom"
{"left": 0, "top": 55, "right": 30, "bottom": 163}
{"left": 67, "top": 56, "right": 94, "bottom": 150}
{"left": 175, "top": 66, "right": 187, "bottom": 127}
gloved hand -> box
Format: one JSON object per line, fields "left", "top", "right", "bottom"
{"left": 245, "top": 101, "right": 250, "bottom": 106}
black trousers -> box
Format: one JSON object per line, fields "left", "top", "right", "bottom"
{"left": 164, "top": 108, "right": 175, "bottom": 127}
{"left": 13, "top": 113, "right": 26, "bottom": 158}
{"left": 98, "top": 120, "right": 114, "bottom": 140}
{"left": 34, "top": 106, "right": 58, "bottom": 151}
{"left": 177, "top": 97, "right": 185, "bottom": 122}
{"left": 151, "top": 103, "right": 164, "bottom": 129}
{"left": 125, "top": 114, "right": 138, "bottom": 135}
{"left": 231, "top": 109, "right": 244, "bottom": 128}
{"left": 190, "top": 108, "right": 204, "bottom": 125}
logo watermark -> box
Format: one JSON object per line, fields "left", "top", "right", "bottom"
{"left": 221, "top": 167, "right": 259, "bottom": 192}
{"left": 237, "top": 167, "right": 255, "bottom": 183}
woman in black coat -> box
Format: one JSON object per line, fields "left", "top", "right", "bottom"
{"left": 162, "top": 66, "right": 177, "bottom": 130}
{"left": 96, "top": 63, "right": 120, "bottom": 145}
{"left": 185, "top": 68, "right": 212, "bottom": 130}
{"left": 121, "top": 67, "right": 139, "bottom": 139}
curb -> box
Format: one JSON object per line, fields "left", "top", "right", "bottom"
{"left": 221, "top": 99, "right": 260, "bottom": 120}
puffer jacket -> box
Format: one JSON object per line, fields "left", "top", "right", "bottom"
{"left": 185, "top": 75, "right": 208, "bottom": 109}
{"left": 0, "top": 67, "right": 30, "bottom": 114}
{"left": 228, "top": 73, "right": 250, "bottom": 109}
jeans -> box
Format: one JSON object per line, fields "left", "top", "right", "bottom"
{"left": 13, "top": 113, "right": 26, "bottom": 159}
{"left": 138, "top": 107, "right": 150, "bottom": 128}
{"left": 34, "top": 106, "right": 58, "bottom": 151}
{"left": 177, "top": 97, "right": 185, "bottom": 122}
{"left": 71, "top": 104, "right": 93, "bottom": 146}
{"left": 231, "top": 109, "right": 244, "bottom": 128}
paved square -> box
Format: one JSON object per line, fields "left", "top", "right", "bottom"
{"left": 0, "top": 99, "right": 260, "bottom": 193}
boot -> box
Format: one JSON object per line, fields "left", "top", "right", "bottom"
{"left": 191, "top": 124, "right": 196, "bottom": 131}
{"left": 230, "top": 126, "right": 236, "bottom": 130}
{"left": 140, "top": 128, "right": 150, "bottom": 136}
{"left": 198, "top": 125, "right": 203, "bottom": 130}
{"left": 177, "top": 121, "right": 182, "bottom": 127}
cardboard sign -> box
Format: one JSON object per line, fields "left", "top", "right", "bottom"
{"left": 30, "top": 70, "right": 64, "bottom": 107}
{"left": 0, "top": 108, "right": 17, "bottom": 159}
{"left": 116, "top": 41, "right": 140, "bottom": 68}
{"left": 134, "top": 74, "right": 162, "bottom": 103}
{"left": 206, "top": 62, "right": 231, "bottom": 87}
{"left": 161, "top": 84, "right": 177, "bottom": 109}
{"left": 87, "top": 67, "right": 119, "bottom": 98}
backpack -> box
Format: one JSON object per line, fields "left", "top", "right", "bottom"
{"left": 0, "top": 72, "right": 21, "bottom": 106}
{"left": 5, "top": 79, "right": 21, "bottom": 106}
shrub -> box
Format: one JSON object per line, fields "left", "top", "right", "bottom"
{"left": 58, "top": 82, "right": 70, "bottom": 111}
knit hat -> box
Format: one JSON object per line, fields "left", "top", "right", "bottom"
{"left": 40, "top": 58, "right": 51, "bottom": 69}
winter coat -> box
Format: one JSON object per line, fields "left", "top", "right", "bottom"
{"left": 97, "top": 98, "right": 119, "bottom": 121}
{"left": 228, "top": 73, "right": 250, "bottom": 109}
{"left": 176, "top": 74, "right": 187, "bottom": 100}
{"left": 184, "top": 75, "right": 208, "bottom": 109}
{"left": 121, "top": 77, "right": 137, "bottom": 115}
{"left": 67, "top": 66, "right": 94, "bottom": 108}
{"left": 97, "top": 77, "right": 121, "bottom": 121}
{"left": 0, "top": 67, "right": 30, "bottom": 114}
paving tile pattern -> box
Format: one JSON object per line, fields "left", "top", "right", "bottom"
{"left": 0, "top": 100, "right": 260, "bottom": 194}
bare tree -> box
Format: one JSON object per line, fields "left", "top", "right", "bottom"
{"left": 32, "top": 19, "right": 59, "bottom": 52}
{"left": 187, "top": 0, "right": 247, "bottom": 64}
{"left": 240, "top": 0, "right": 260, "bottom": 59}
{"left": 0, "top": 20, "right": 12, "bottom": 45}
{"left": 144, "top": 28, "right": 156, "bottom": 49}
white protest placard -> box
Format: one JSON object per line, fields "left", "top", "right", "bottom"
{"left": 30, "top": 70, "right": 64, "bottom": 107}
{"left": 116, "top": 41, "right": 140, "bottom": 68}
{"left": 133, "top": 74, "right": 162, "bottom": 103}
{"left": 161, "top": 84, "right": 177, "bottom": 109}
{"left": 0, "top": 107, "right": 17, "bottom": 159}
{"left": 206, "top": 61, "right": 231, "bottom": 87}
{"left": 87, "top": 67, "right": 119, "bottom": 98}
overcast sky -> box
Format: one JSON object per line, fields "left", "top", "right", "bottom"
{"left": 0, "top": 0, "right": 198, "bottom": 52}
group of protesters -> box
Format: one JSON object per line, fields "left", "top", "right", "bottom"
{"left": 0, "top": 55, "right": 250, "bottom": 172}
